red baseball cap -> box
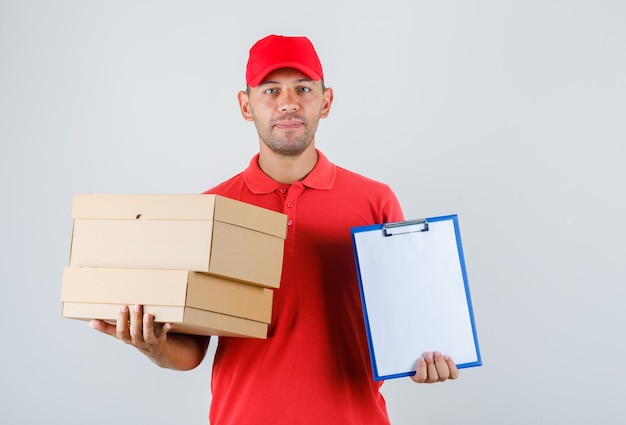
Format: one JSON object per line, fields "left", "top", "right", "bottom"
{"left": 245, "top": 35, "right": 324, "bottom": 87}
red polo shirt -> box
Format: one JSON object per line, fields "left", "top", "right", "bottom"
{"left": 204, "top": 150, "right": 404, "bottom": 425}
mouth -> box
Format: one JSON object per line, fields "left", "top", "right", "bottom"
{"left": 272, "top": 113, "right": 305, "bottom": 130}
{"left": 273, "top": 119, "right": 303, "bottom": 130}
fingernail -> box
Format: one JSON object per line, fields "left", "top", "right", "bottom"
{"left": 134, "top": 304, "right": 140, "bottom": 313}
{"left": 120, "top": 306, "right": 127, "bottom": 313}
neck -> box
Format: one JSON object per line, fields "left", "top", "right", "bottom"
{"left": 258, "top": 143, "right": 318, "bottom": 184}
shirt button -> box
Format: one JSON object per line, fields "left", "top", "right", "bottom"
{"left": 287, "top": 219, "right": 294, "bottom": 226}
{"left": 279, "top": 188, "right": 287, "bottom": 194}
{"left": 287, "top": 202, "right": 294, "bottom": 208}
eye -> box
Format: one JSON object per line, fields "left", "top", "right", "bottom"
{"left": 264, "top": 88, "right": 278, "bottom": 95}
{"left": 297, "top": 86, "right": 312, "bottom": 93}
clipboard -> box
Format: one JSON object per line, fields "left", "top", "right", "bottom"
{"left": 351, "top": 214, "right": 482, "bottom": 381}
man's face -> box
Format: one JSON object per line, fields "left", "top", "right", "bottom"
{"left": 238, "top": 68, "right": 333, "bottom": 157}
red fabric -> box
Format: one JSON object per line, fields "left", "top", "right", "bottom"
{"left": 204, "top": 150, "right": 404, "bottom": 425}
{"left": 245, "top": 34, "right": 323, "bottom": 87}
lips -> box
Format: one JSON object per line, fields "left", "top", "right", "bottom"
{"left": 274, "top": 120, "right": 303, "bottom": 130}
{"left": 272, "top": 114, "right": 305, "bottom": 130}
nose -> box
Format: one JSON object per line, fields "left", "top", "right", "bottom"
{"left": 278, "top": 90, "right": 298, "bottom": 113}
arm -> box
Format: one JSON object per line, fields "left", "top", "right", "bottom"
{"left": 89, "top": 304, "right": 210, "bottom": 371}
{"left": 411, "top": 351, "right": 460, "bottom": 384}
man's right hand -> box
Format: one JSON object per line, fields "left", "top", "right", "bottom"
{"left": 90, "top": 304, "right": 209, "bottom": 371}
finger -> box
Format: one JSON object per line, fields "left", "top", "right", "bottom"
{"left": 424, "top": 351, "right": 439, "bottom": 383}
{"left": 129, "top": 304, "right": 145, "bottom": 344}
{"left": 89, "top": 319, "right": 116, "bottom": 337}
{"left": 411, "top": 357, "right": 428, "bottom": 383}
{"left": 143, "top": 313, "right": 174, "bottom": 342}
{"left": 116, "top": 305, "right": 131, "bottom": 342}
{"left": 433, "top": 351, "right": 450, "bottom": 382}
{"left": 143, "top": 313, "right": 155, "bottom": 343}
{"left": 444, "top": 354, "right": 460, "bottom": 380}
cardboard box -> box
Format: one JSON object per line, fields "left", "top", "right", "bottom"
{"left": 61, "top": 267, "right": 272, "bottom": 338}
{"left": 62, "top": 303, "right": 268, "bottom": 339}
{"left": 61, "top": 267, "right": 273, "bottom": 323}
{"left": 69, "top": 194, "right": 287, "bottom": 288}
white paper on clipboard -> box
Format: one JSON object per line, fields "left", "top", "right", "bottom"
{"left": 351, "top": 215, "right": 481, "bottom": 381}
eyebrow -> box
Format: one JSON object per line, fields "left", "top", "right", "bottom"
{"left": 258, "top": 78, "right": 315, "bottom": 87}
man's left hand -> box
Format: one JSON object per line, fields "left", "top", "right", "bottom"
{"left": 411, "top": 351, "right": 460, "bottom": 383}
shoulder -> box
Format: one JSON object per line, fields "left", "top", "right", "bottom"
{"left": 332, "top": 165, "right": 404, "bottom": 222}
{"left": 334, "top": 165, "right": 395, "bottom": 194}
{"left": 202, "top": 172, "right": 246, "bottom": 196}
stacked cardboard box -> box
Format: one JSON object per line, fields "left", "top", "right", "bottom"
{"left": 61, "top": 194, "right": 288, "bottom": 338}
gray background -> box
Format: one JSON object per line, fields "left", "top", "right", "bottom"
{"left": 1, "top": 1, "right": 625, "bottom": 424}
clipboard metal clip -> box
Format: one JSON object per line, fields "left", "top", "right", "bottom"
{"left": 383, "top": 219, "right": 429, "bottom": 237}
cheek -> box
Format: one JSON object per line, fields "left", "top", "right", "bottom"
{"left": 250, "top": 100, "right": 275, "bottom": 119}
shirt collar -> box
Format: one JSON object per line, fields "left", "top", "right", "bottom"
{"left": 243, "top": 149, "right": 336, "bottom": 194}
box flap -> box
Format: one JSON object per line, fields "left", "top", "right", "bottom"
{"left": 213, "top": 195, "right": 288, "bottom": 239}
{"left": 72, "top": 194, "right": 218, "bottom": 220}
{"left": 71, "top": 194, "right": 287, "bottom": 239}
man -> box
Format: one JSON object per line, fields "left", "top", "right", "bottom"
{"left": 90, "top": 34, "right": 459, "bottom": 424}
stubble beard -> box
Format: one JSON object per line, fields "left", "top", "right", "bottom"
{"left": 255, "top": 114, "right": 319, "bottom": 157}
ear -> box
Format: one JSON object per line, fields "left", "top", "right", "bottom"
{"left": 319, "top": 87, "right": 334, "bottom": 119}
{"left": 237, "top": 90, "right": 253, "bottom": 121}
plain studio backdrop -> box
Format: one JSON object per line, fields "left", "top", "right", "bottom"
{"left": 1, "top": 1, "right": 624, "bottom": 424}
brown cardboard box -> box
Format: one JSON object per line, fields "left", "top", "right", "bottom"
{"left": 69, "top": 194, "right": 287, "bottom": 288}
{"left": 61, "top": 267, "right": 273, "bottom": 323}
{"left": 62, "top": 303, "right": 268, "bottom": 339}
{"left": 61, "top": 267, "right": 273, "bottom": 338}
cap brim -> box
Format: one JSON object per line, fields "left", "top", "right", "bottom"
{"left": 247, "top": 62, "right": 322, "bottom": 87}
